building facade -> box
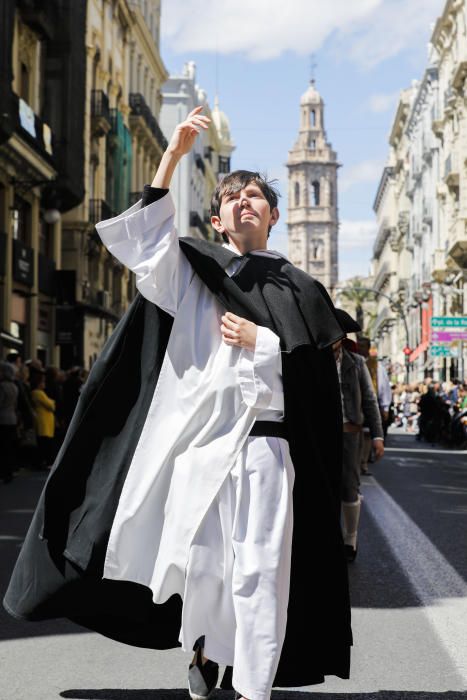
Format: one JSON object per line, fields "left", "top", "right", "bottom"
{"left": 0, "top": 0, "right": 169, "bottom": 369}
{"left": 0, "top": 1, "right": 87, "bottom": 365}
{"left": 60, "top": 0, "right": 169, "bottom": 369}
{"left": 159, "top": 61, "right": 235, "bottom": 240}
{"left": 287, "top": 80, "right": 339, "bottom": 290}
{"left": 372, "top": 0, "right": 467, "bottom": 382}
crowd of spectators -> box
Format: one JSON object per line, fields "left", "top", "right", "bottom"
{"left": 391, "top": 378, "right": 467, "bottom": 446}
{"left": 0, "top": 352, "right": 88, "bottom": 484}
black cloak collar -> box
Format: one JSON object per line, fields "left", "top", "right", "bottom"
{"left": 179, "top": 236, "right": 344, "bottom": 352}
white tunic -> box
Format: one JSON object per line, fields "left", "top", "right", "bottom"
{"left": 95, "top": 192, "right": 289, "bottom": 605}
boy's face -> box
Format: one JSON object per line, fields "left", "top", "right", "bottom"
{"left": 211, "top": 181, "right": 279, "bottom": 252}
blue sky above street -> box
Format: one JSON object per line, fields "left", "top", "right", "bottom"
{"left": 160, "top": 0, "right": 445, "bottom": 280}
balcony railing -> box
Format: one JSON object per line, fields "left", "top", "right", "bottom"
{"left": 129, "top": 93, "right": 168, "bottom": 151}
{"left": 91, "top": 90, "right": 110, "bottom": 121}
{"left": 90, "top": 90, "right": 111, "bottom": 138}
{"left": 89, "top": 199, "right": 114, "bottom": 224}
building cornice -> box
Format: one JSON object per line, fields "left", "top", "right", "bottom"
{"left": 373, "top": 166, "right": 394, "bottom": 213}
{"left": 431, "top": 0, "right": 460, "bottom": 54}
{"left": 406, "top": 67, "right": 438, "bottom": 137}
{"left": 389, "top": 93, "right": 412, "bottom": 148}
{"left": 128, "top": 6, "right": 168, "bottom": 83}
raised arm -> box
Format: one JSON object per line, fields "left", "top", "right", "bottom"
{"left": 151, "top": 106, "right": 210, "bottom": 188}
{"left": 95, "top": 107, "right": 210, "bottom": 317}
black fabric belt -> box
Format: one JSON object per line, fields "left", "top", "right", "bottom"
{"left": 249, "top": 421, "right": 288, "bottom": 440}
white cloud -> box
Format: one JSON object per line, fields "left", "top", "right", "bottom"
{"left": 340, "top": 219, "right": 377, "bottom": 249}
{"left": 161, "top": 0, "right": 445, "bottom": 68}
{"left": 367, "top": 90, "right": 400, "bottom": 114}
{"left": 340, "top": 0, "right": 445, "bottom": 69}
{"left": 161, "top": 0, "right": 380, "bottom": 61}
{"left": 340, "top": 159, "right": 384, "bottom": 192}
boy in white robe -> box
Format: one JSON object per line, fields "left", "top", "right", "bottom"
{"left": 97, "top": 106, "right": 293, "bottom": 700}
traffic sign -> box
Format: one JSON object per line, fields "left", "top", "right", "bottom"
{"left": 430, "top": 345, "right": 459, "bottom": 358}
{"left": 431, "top": 316, "right": 467, "bottom": 328}
{"left": 431, "top": 330, "right": 467, "bottom": 341}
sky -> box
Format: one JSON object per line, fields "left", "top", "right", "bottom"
{"left": 159, "top": 0, "right": 446, "bottom": 281}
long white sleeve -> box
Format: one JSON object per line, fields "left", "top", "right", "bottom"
{"left": 237, "top": 326, "right": 284, "bottom": 412}
{"left": 95, "top": 193, "right": 192, "bottom": 317}
{"left": 377, "top": 363, "right": 392, "bottom": 410}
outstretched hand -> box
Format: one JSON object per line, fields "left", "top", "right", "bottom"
{"left": 221, "top": 312, "right": 257, "bottom": 351}
{"left": 167, "top": 106, "right": 210, "bottom": 157}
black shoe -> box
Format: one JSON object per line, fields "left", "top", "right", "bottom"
{"left": 344, "top": 544, "right": 358, "bottom": 563}
{"left": 188, "top": 638, "right": 219, "bottom": 700}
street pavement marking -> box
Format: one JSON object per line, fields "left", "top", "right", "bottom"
{"left": 385, "top": 447, "right": 467, "bottom": 455}
{"left": 363, "top": 476, "right": 467, "bottom": 687}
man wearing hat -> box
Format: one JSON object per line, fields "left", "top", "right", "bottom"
{"left": 333, "top": 310, "right": 384, "bottom": 562}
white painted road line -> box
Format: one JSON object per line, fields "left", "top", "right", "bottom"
{"left": 363, "top": 476, "right": 467, "bottom": 687}
{"left": 385, "top": 447, "right": 467, "bottom": 455}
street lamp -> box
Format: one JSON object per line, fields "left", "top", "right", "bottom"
{"left": 335, "top": 285, "right": 411, "bottom": 382}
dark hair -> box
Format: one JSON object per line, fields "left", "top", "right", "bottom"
{"left": 6, "top": 352, "right": 21, "bottom": 364}
{"left": 210, "top": 170, "right": 280, "bottom": 242}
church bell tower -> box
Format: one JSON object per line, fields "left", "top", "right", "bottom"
{"left": 286, "top": 79, "right": 339, "bottom": 289}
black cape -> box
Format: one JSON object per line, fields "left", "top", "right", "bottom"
{"left": 4, "top": 238, "right": 352, "bottom": 688}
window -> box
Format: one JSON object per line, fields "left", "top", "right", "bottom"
{"left": 308, "top": 134, "right": 316, "bottom": 150}
{"left": 311, "top": 181, "right": 320, "bottom": 206}
{"left": 39, "top": 218, "right": 53, "bottom": 257}
{"left": 219, "top": 156, "right": 230, "bottom": 174}
{"left": 20, "top": 62, "right": 30, "bottom": 103}
{"left": 12, "top": 196, "right": 31, "bottom": 244}
{"left": 294, "top": 182, "right": 300, "bottom": 206}
{"left": 329, "top": 182, "right": 334, "bottom": 206}
{"left": 310, "top": 110, "right": 316, "bottom": 127}
{"left": 311, "top": 240, "right": 322, "bottom": 259}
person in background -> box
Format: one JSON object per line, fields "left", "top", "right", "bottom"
{"left": 356, "top": 337, "right": 391, "bottom": 474}
{"left": 0, "top": 361, "right": 19, "bottom": 484}
{"left": 45, "top": 366, "right": 64, "bottom": 461}
{"left": 334, "top": 311, "right": 384, "bottom": 562}
{"left": 30, "top": 371, "right": 56, "bottom": 469}
{"left": 62, "top": 367, "right": 85, "bottom": 429}
{"left": 14, "top": 362, "right": 36, "bottom": 469}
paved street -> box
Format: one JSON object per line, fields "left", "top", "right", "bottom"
{"left": 1, "top": 430, "right": 467, "bottom": 700}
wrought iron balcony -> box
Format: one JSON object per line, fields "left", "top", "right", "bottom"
{"left": 129, "top": 93, "right": 168, "bottom": 151}
{"left": 91, "top": 90, "right": 110, "bottom": 120}
{"left": 91, "top": 90, "right": 111, "bottom": 137}
{"left": 89, "top": 198, "right": 114, "bottom": 224}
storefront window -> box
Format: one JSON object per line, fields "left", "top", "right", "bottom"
{"left": 12, "top": 196, "right": 31, "bottom": 244}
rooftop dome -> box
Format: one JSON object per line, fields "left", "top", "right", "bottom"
{"left": 211, "top": 96, "right": 233, "bottom": 145}
{"left": 300, "top": 80, "right": 323, "bottom": 105}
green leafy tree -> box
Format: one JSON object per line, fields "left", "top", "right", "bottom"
{"left": 338, "top": 277, "right": 375, "bottom": 331}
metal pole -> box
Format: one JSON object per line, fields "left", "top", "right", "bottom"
{"left": 335, "top": 286, "right": 411, "bottom": 382}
